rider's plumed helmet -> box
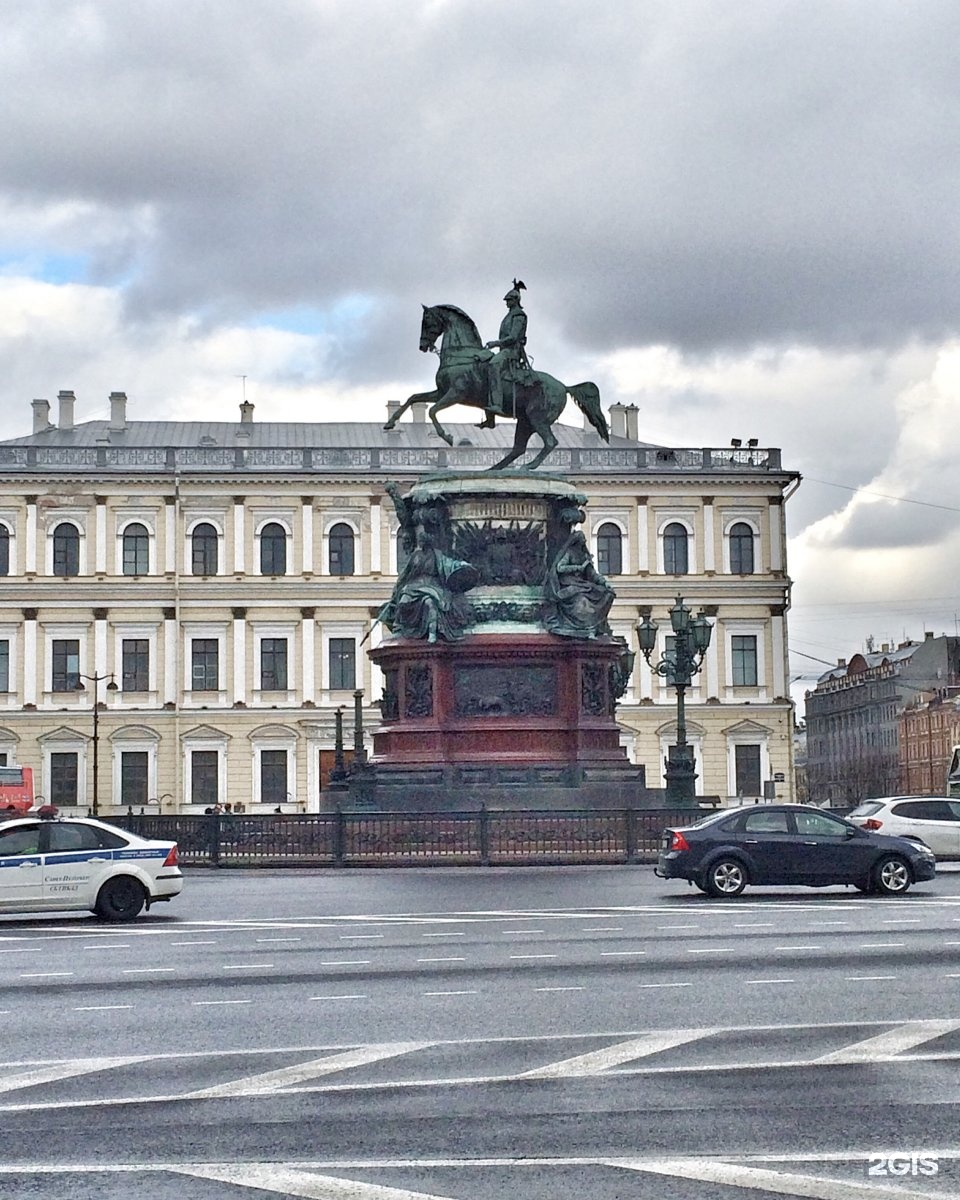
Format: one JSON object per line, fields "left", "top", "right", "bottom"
{"left": 503, "top": 278, "right": 526, "bottom": 303}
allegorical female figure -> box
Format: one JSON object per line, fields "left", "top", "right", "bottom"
{"left": 543, "top": 519, "right": 615, "bottom": 639}
{"left": 379, "top": 523, "right": 479, "bottom": 643}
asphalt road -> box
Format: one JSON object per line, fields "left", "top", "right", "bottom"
{"left": 2, "top": 864, "right": 960, "bottom": 1198}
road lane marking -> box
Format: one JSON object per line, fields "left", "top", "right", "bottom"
{"left": 535, "top": 986, "right": 584, "bottom": 992}
{"left": 859, "top": 943, "right": 905, "bottom": 949}
{"left": 734, "top": 923, "right": 774, "bottom": 928}
{"left": 416, "top": 957, "right": 466, "bottom": 963}
{"left": 882, "top": 918, "right": 921, "bottom": 924}
{"left": 520, "top": 1029, "right": 718, "bottom": 1078}
{"left": 421, "top": 932, "right": 465, "bottom": 937}
{"left": 74, "top": 1005, "right": 133, "bottom": 1012}
{"left": 0, "top": 1055, "right": 145, "bottom": 1095}
{"left": 774, "top": 945, "right": 822, "bottom": 951}
{"left": 508, "top": 954, "right": 557, "bottom": 960}
{"left": 223, "top": 963, "right": 274, "bottom": 970}
{"left": 308, "top": 994, "right": 367, "bottom": 1001}
{"left": 256, "top": 938, "right": 301, "bottom": 943}
{"left": 182, "top": 1041, "right": 432, "bottom": 1098}
{"left": 169, "top": 940, "right": 217, "bottom": 946}
{"left": 601, "top": 951, "right": 646, "bottom": 957}
{"left": 82, "top": 944, "right": 130, "bottom": 950}
{"left": 745, "top": 979, "right": 795, "bottom": 986}
{"left": 843, "top": 975, "right": 896, "bottom": 981}
{"left": 320, "top": 959, "right": 371, "bottom": 966}
{"left": 637, "top": 982, "right": 693, "bottom": 989}
{"left": 423, "top": 990, "right": 477, "bottom": 997}
{"left": 19, "top": 972, "right": 73, "bottom": 978}
{"left": 192, "top": 1000, "right": 252, "bottom": 1007}
{"left": 815, "top": 1019, "right": 960, "bottom": 1063}
{"left": 686, "top": 947, "right": 734, "bottom": 954}
{"left": 339, "top": 935, "right": 384, "bottom": 940}
{"left": 503, "top": 930, "right": 545, "bottom": 934}
{"left": 122, "top": 968, "right": 175, "bottom": 974}
{"left": 657, "top": 925, "right": 699, "bottom": 930}
{"left": 172, "top": 1163, "right": 455, "bottom": 1198}
{"left": 582, "top": 926, "right": 623, "bottom": 931}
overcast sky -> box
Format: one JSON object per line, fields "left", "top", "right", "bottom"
{"left": 2, "top": 0, "right": 959, "bottom": 706}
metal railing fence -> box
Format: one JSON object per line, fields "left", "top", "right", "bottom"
{"left": 110, "top": 807, "right": 705, "bottom": 868}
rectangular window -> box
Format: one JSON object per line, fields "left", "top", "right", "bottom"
{"left": 261, "top": 749, "right": 287, "bottom": 804}
{"left": 329, "top": 637, "right": 356, "bottom": 690}
{"left": 191, "top": 750, "right": 219, "bottom": 806}
{"left": 50, "top": 752, "right": 78, "bottom": 805}
{"left": 731, "top": 635, "right": 758, "bottom": 686}
{"left": 191, "top": 639, "right": 219, "bottom": 691}
{"left": 52, "top": 639, "right": 80, "bottom": 692}
{"left": 122, "top": 639, "right": 150, "bottom": 692}
{"left": 260, "top": 638, "right": 288, "bottom": 690}
{"left": 0, "top": 640, "right": 8, "bottom": 692}
{"left": 735, "top": 744, "right": 762, "bottom": 797}
{"left": 120, "top": 751, "right": 148, "bottom": 805}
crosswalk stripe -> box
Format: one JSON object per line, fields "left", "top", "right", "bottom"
{"left": 170, "top": 1163, "right": 453, "bottom": 1198}
{"left": 520, "top": 1028, "right": 718, "bottom": 1078}
{"left": 182, "top": 1041, "right": 433, "bottom": 1099}
{"left": 814, "top": 1019, "right": 960, "bottom": 1064}
{"left": 0, "top": 1056, "right": 144, "bottom": 1096}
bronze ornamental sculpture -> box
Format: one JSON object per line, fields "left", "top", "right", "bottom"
{"left": 383, "top": 284, "right": 609, "bottom": 471}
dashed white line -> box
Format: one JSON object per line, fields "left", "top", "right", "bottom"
{"left": 122, "top": 968, "right": 175, "bottom": 975}
{"left": 416, "top": 957, "right": 466, "bottom": 963}
{"left": 657, "top": 925, "right": 699, "bottom": 930}
{"left": 170, "top": 940, "right": 217, "bottom": 946}
{"left": 844, "top": 975, "right": 897, "bottom": 981}
{"left": 255, "top": 938, "right": 301, "bottom": 943}
{"left": 423, "top": 990, "right": 477, "bottom": 996}
{"left": 733, "top": 923, "right": 773, "bottom": 929}
{"left": 308, "top": 994, "right": 367, "bottom": 1001}
{"left": 883, "top": 918, "right": 921, "bottom": 924}
{"left": 859, "top": 942, "right": 905, "bottom": 949}
{"left": 223, "top": 964, "right": 273, "bottom": 971}
{"left": 339, "top": 935, "right": 384, "bottom": 941}
{"left": 535, "top": 986, "right": 585, "bottom": 992}
{"left": 503, "top": 930, "right": 545, "bottom": 935}
{"left": 82, "top": 944, "right": 130, "bottom": 951}
{"left": 0, "top": 948, "right": 40, "bottom": 954}
{"left": 193, "top": 999, "right": 252, "bottom": 1007}
{"left": 74, "top": 1005, "right": 133, "bottom": 1012}
{"left": 582, "top": 927, "right": 623, "bottom": 932}
{"left": 773, "top": 945, "right": 822, "bottom": 951}
{"left": 320, "top": 959, "right": 371, "bottom": 966}
{"left": 638, "top": 982, "right": 693, "bottom": 989}
{"left": 421, "top": 932, "right": 465, "bottom": 938}
{"left": 686, "top": 948, "right": 734, "bottom": 954}
{"left": 745, "top": 979, "right": 795, "bottom": 986}
{"left": 601, "top": 951, "right": 646, "bottom": 957}
{"left": 509, "top": 954, "right": 557, "bottom": 960}
{"left": 20, "top": 972, "right": 73, "bottom": 978}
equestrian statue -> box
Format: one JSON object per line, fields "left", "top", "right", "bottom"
{"left": 383, "top": 281, "right": 609, "bottom": 471}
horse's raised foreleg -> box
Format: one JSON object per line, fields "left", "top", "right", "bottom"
{"left": 428, "top": 390, "right": 467, "bottom": 446}
{"left": 383, "top": 390, "right": 439, "bottom": 431}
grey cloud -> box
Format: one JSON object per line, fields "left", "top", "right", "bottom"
{"left": 2, "top": 0, "right": 960, "bottom": 369}
{"left": 831, "top": 499, "right": 958, "bottom": 551}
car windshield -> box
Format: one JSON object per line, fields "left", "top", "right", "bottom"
{"left": 846, "top": 801, "right": 884, "bottom": 817}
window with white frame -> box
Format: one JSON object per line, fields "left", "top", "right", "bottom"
{"left": 258, "top": 522, "right": 288, "bottom": 576}
{"left": 731, "top": 634, "right": 758, "bottom": 686}
{"left": 121, "top": 639, "right": 150, "bottom": 692}
{"left": 735, "top": 744, "right": 762, "bottom": 795}
{"left": 0, "top": 524, "right": 9, "bottom": 576}
{"left": 190, "top": 749, "right": 220, "bottom": 807}
{"left": 251, "top": 727, "right": 297, "bottom": 806}
{"left": 52, "top": 639, "right": 80, "bottom": 693}
{"left": 50, "top": 751, "right": 79, "bottom": 806}
{"left": 120, "top": 751, "right": 149, "bottom": 805}
{"left": 190, "top": 522, "right": 220, "bottom": 575}
{"left": 191, "top": 639, "right": 219, "bottom": 691}
{"left": 260, "top": 638, "right": 288, "bottom": 690}
{"left": 121, "top": 522, "right": 151, "bottom": 576}
{"left": 52, "top": 523, "right": 81, "bottom": 576}
{"left": 0, "top": 641, "right": 8, "bottom": 693}
{"left": 595, "top": 522, "right": 623, "bottom": 576}
{"left": 329, "top": 637, "right": 356, "bottom": 690}
{"left": 328, "top": 522, "right": 356, "bottom": 575}
{"left": 728, "top": 521, "right": 756, "bottom": 574}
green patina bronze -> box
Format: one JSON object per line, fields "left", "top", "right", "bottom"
{"left": 384, "top": 284, "right": 609, "bottom": 471}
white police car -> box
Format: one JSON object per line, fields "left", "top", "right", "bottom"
{"left": 0, "top": 813, "right": 182, "bottom": 920}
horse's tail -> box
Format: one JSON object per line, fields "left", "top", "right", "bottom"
{"left": 568, "top": 383, "right": 609, "bottom": 442}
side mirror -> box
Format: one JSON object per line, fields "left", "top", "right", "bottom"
{"left": 844, "top": 825, "right": 859, "bottom": 838}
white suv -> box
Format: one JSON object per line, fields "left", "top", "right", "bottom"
{"left": 846, "top": 796, "right": 960, "bottom": 860}
{"left": 0, "top": 815, "right": 183, "bottom": 920}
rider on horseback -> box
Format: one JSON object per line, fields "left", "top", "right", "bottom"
{"left": 481, "top": 279, "right": 530, "bottom": 428}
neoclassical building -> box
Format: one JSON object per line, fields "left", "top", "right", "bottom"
{"left": 0, "top": 389, "right": 799, "bottom": 812}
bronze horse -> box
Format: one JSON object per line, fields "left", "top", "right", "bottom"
{"left": 383, "top": 304, "right": 609, "bottom": 470}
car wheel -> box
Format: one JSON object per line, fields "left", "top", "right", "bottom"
{"left": 95, "top": 876, "right": 146, "bottom": 922}
{"left": 704, "top": 858, "right": 748, "bottom": 898}
{"left": 872, "top": 855, "right": 912, "bottom": 896}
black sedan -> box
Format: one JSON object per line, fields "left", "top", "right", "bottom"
{"left": 656, "top": 803, "right": 936, "bottom": 897}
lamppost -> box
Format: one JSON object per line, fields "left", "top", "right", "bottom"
{"left": 637, "top": 596, "right": 713, "bottom": 807}
{"left": 76, "top": 672, "right": 118, "bottom": 815}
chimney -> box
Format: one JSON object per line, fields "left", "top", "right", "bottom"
{"left": 31, "top": 399, "right": 51, "bottom": 433}
{"left": 239, "top": 400, "right": 254, "bottom": 424}
{"left": 925, "top": 630, "right": 934, "bottom": 640}
{"left": 837, "top": 658, "right": 846, "bottom": 668}
{"left": 609, "top": 403, "right": 627, "bottom": 438}
{"left": 109, "top": 391, "right": 127, "bottom": 431}
{"left": 624, "top": 403, "right": 639, "bottom": 441}
{"left": 386, "top": 400, "right": 401, "bottom": 424}
{"left": 57, "top": 390, "right": 75, "bottom": 431}
{"left": 411, "top": 400, "right": 428, "bottom": 423}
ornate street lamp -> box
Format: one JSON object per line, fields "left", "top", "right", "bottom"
{"left": 637, "top": 596, "right": 713, "bottom": 807}
{"left": 76, "top": 672, "right": 119, "bottom": 815}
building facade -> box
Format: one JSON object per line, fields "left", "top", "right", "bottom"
{"left": 0, "top": 390, "right": 799, "bottom": 813}
{"left": 900, "top": 691, "right": 960, "bottom": 796}
{"left": 805, "top": 634, "right": 960, "bottom": 805}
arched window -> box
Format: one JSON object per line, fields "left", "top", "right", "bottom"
{"left": 122, "top": 523, "right": 149, "bottom": 576}
{"left": 663, "top": 522, "right": 689, "bottom": 575}
{"left": 191, "top": 523, "right": 218, "bottom": 576}
{"left": 0, "top": 525, "right": 9, "bottom": 576}
{"left": 329, "top": 523, "right": 355, "bottom": 576}
{"left": 259, "top": 522, "right": 287, "bottom": 576}
{"left": 596, "top": 523, "right": 623, "bottom": 576}
{"left": 729, "top": 522, "right": 755, "bottom": 574}
{"left": 53, "top": 523, "right": 80, "bottom": 576}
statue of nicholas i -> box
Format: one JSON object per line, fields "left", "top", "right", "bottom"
{"left": 482, "top": 279, "right": 530, "bottom": 427}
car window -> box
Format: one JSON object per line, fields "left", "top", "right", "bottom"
{"left": 742, "top": 810, "right": 789, "bottom": 833}
{"left": 891, "top": 800, "right": 954, "bottom": 821}
{"left": 795, "top": 810, "right": 849, "bottom": 838}
{"left": 47, "top": 823, "right": 128, "bottom": 852}
{"left": 0, "top": 823, "right": 42, "bottom": 855}
{"left": 683, "top": 809, "right": 736, "bottom": 831}
{"left": 948, "top": 802, "right": 960, "bottom": 821}
{"left": 846, "top": 801, "right": 884, "bottom": 818}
